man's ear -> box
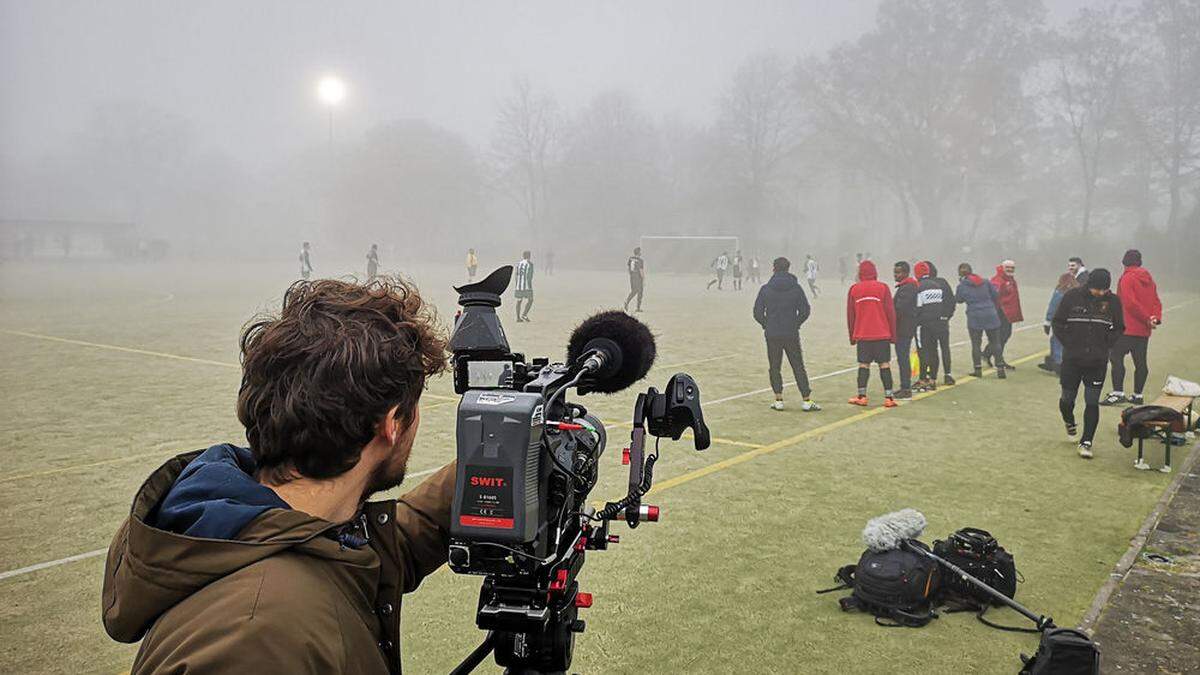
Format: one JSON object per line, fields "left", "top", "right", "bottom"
{"left": 379, "top": 404, "right": 403, "bottom": 444}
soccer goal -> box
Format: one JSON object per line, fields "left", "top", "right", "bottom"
{"left": 638, "top": 235, "right": 741, "bottom": 274}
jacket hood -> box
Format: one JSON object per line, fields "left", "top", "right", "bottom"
{"left": 103, "top": 445, "right": 351, "bottom": 643}
{"left": 962, "top": 273, "right": 986, "bottom": 286}
{"left": 993, "top": 264, "right": 1011, "bottom": 281}
{"left": 152, "top": 444, "right": 290, "bottom": 539}
{"left": 896, "top": 276, "right": 918, "bottom": 288}
{"left": 767, "top": 271, "right": 799, "bottom": 289}
{"left": 857, "top": 260, "right": 878, "bottom": 281}
{"left": 914, "top": 261, "right": 931, "bottom": 279}
{"left": 1123, "top": 265, "right": 1152, "bottom": 281}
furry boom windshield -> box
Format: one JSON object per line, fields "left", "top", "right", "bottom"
{"left": 862, "top": 509, "right": 927, "bottom": 552}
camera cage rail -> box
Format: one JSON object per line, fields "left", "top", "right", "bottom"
{"left": 451, "top": 376, "right": 706, "bottom": 675}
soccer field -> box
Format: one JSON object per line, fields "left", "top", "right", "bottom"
{"left": 1, "top": 260, "right": 1197, "bottom": 674}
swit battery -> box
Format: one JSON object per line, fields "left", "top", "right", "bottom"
{"left": 451, "top": 390, "right": 545, "bottom": 544}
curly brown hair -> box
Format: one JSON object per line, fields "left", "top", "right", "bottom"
{"left": 237, "top": 276, "right": 448, "bottom": 484}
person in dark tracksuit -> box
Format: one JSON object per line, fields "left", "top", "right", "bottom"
{"left": 1052, "top": 268, "right": 1124, "bottom": 459}
{"left": 913, "top": 261, "right": 956, "bottom": 390}
{"left": 754, "top": 257, "right": 820, "bottom": 412}
{"left": 956, "top": 262, "right": 1006, "bottom": 379}
{"left": 892, "top": 261, "right": 919, "bottom": 400}
{"left": 624, "top": 247, "right": 645, "bottom": 312}
{"left": 927, "top": 262, "right": 955, "bottom": 383}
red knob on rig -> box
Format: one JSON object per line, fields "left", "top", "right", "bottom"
{"left": 644, "top": 505, "right": 660, "bottom": 522}
{"left": 621, "top": 448, "right": 631, "bottom": 465}
{"left": 607, "top": 535, "right": 620, "bottom": 544}
{"left": 574, "top": 592, "right": 593, "bottom": 608}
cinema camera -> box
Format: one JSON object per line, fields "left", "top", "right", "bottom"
{"left": 447, "top": 267, "right": 710, "bottom": 675}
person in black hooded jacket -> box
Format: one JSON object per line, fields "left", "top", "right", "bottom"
{"left": 892, "top": 261, "right": 919, "bottom": 399}
{"left": 1051, "top": 268, "right": 1124, "bottom": 459}
{"left": 754, "top": 257, "right": 820, "bottom": 412}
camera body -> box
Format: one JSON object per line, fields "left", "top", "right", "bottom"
{"left": 447, "top": 267, "right": 708, "bottom": 673}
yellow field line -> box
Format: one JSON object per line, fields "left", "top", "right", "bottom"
{"left": 649, "top": 349, "right": 1049, "bottom": 495}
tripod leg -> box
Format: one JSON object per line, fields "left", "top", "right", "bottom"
{"left": 451, "top": 632, "right": 498, "bottom": 675}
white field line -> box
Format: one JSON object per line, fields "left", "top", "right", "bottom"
{"left": 2, "top": 299, "right": 1194, "bottom": 582}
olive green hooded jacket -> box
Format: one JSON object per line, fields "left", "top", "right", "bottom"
{"left": 102, "top": 447, "right": 455, "bottom": 674}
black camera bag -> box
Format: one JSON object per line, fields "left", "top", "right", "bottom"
{"left": 818, "top": 541, "right": 940, "bottom": 627}
{"left": 933, "top": 527, "right": 1018, "bottom": 606}
{"left": 1019, "top": 628, "right": 1100, "bottom": 675}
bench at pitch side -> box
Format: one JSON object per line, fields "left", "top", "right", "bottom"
{"left": 1135, "top": 394, "right": 1196, "bottom": 473}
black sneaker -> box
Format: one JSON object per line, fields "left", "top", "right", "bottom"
{"left": 895, "top": 389, "right": 913, "bottom": 400}
{"left": 997, "top": 367, "right": 1007, "bottom": 379}
{"left": 1066, "top": 422, "right": 1078, "bottom": 438}
{"left": 943, "top": 375, "right": 955, "bottom": 386}
{"left": 1129, "top": 393, "right": 1145, "bottom": 405}
{"left": 972, "top": 367, "right": 983, "bottom": 378}
{"left": 1037, "top": 362, "right": 1054, "bottom": 373}
{"left": 1100, "top": 392, "right": 1126, "bottom": 406}
{"left": 1004, "top": 363, "right": 1016, "bottom": 371}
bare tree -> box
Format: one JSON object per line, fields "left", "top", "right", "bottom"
{"left": 716, "top": 52, "right": 803, "bottom": 247}
{"left": 1050, "top": 4, "right": 1134, "bottom": 235}
{"left": 799, "top": 0, "right": 1041, "bottom": 241}
{"left": 1129, "top": 0, "right": 1200, "bottom": 232}
{"left": 490, "top": 78, "right": 559, "bottom": 239}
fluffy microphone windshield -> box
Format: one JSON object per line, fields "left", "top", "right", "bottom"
{"left": 862, "top": 508, "right": 927, "bottom": 552}
{"left": 566, "top": 311, "right": 657, "bottom": 394}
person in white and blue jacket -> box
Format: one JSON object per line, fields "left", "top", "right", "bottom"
{"left": 1039, "top": 273, "right": 1081, "bottom": 374}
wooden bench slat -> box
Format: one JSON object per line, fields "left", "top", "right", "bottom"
{"left": 1148, "top": 394, "right": 1194, "bottom": 412}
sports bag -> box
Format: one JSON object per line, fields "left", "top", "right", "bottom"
{"left": 933, "top": 527, "right": 1018, "bottom": 606}
{"left": 1019, "top": 628, "right": 1100, "bottom": 675}
{"left": 818, "top": 541, "right": 941, "bottom": 627}
{"left": 1118, "top": 405, "right": 1186, "bottom": 448}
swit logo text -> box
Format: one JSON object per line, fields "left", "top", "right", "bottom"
{"left": 470, "top": 476, "right": 507, "bottom": 487}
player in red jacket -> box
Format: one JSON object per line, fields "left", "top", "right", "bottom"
{"left": 846, "top": 260, "right": 898, "bottom": 407}
{"left": 989, "top": 260, "right": 1023, "bottom": 370}
{"left": 1103, "top": 249, "right": 1163, "bottom": 406}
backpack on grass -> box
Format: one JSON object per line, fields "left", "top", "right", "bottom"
{"left": 933, "top": 527, "right": 1031, "bottom": 632}
{"left": 1019, "top": 628, "right": 1101, "bottom": 675}
{"left": 818, "top": 541, "right": 941, "bottom": 627}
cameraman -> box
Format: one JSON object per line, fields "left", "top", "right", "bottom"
{"left": 102, "top": 277, "right": 454, "bottom": 674}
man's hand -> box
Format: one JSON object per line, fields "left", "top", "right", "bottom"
{"left": 1151, "top": 316, "right": 1160, "bottom": 329}
{"left": 1043, "top": 322, "right": 1051, "bottom": 335}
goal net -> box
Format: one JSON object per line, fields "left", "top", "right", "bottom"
{"left": 638, "top": 235, "right": 741, "bottom": 274}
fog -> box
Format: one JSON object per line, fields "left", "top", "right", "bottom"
{"left": 1, "top": 0, "right": 1196, "bottom": 280}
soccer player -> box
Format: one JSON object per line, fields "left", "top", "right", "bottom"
{"left": 748, "top": 255, "right": 762, "bottom": 284}
{"left": 706, "top": 251, "right": 729, "bottom": 290}
{"left": 1052, "top": 268, "right": 1123, "bottom": 458}
{"left": 366, "top": 244, "right": 379, "bottom": 282}
{"left": 754, "top": 257, "right": 820, "bottom": 412}
{"left": 732, "top": 250, "right": 744, "bottom": 290}
{"left": 892, "top": 261, "right": 919, "bottom": 399}
{"left": 466, "top": 248, "right": 478, "bottom": 281}
{"left": 846, "top": 260, "right": 898, "bottom": 407}
{"left": 804, "top": 254, "right": 820, "bottom": 298}
{"left": 624, "top": 246, "right": 645, "bottom": 312}
{"left": 299, "top": 242, "right": 313, "bottom": 280}
{"left": 990, "top": 260, "right": 1023, "bottom": 370}
{"left": 513, "top": 250, "right": 534, "bottom": 322}
{"left": 1103, "top": 249, "right": 1162, "bottom": 406}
